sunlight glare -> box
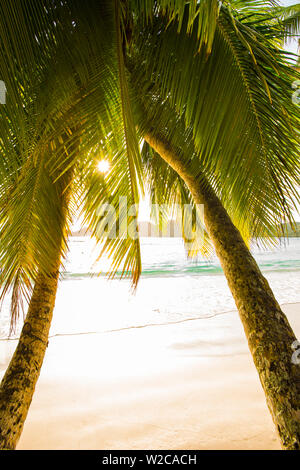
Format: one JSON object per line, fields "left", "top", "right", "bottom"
{"left": 97, "top": 160, "right": 110, "bottom": 174}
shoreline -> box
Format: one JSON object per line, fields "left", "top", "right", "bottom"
{"left": 0, "top": 302, "right": 298, "bottom": 450}
{"left": 1, "top": 301, "right": 299, "bottom": 343}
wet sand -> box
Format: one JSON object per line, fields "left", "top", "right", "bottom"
{"left": 1, "top": 303, "right": 299, "bottom": 450}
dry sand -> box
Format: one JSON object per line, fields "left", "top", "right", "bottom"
{"left": 1, "top": 303, "right": 299, "bottom": 450}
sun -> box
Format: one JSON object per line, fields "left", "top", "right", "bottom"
{"left": 97, "top": 160, "right": 110, "bottom": 174}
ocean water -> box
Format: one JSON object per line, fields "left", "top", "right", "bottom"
{"left": 0, "top": 237, "right": 300, "bottom": 339}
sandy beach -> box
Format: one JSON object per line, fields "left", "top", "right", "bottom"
{"left": 0, "top": 302, "right": 298, "bottom": 450}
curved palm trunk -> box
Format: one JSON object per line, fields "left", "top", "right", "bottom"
{"left": 0, "top": 265, "right": 60, "bottom": 449}
{"left": 144, "top": 131, "right": 300, "bottom": 450}
{"left": 0, "top": 167, "right": 72, "bottom": 450}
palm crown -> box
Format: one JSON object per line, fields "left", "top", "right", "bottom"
{"left": 0, "top": 0, "right": 300, "bottom": 451}
{"left": 0, "top": 0, "right": 299, "bottom": 324}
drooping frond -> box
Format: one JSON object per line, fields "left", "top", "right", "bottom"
{"left": 277, "top": 3, "right": 300, "bottom": 40}
{"left": 142, "top": 141, "right": 213, "bottom": 258}
{"left": 0, "top": 0, "right": 299, "bottom": 324}
{"left": 129, "top": 0, "right": 221, "bottom": 52}
{"left": 130, "top": 5, "right": 300, "bottom": 242}
{"left": 0, "top": 0, "right": 144, "bottom": 321}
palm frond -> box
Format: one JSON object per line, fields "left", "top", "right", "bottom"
{"left": 277, "top": 3, "right": 300, "bottom": 40}
{"left": 142, "top": 141, "right": 213, "bottom": 258}
{"left": 129, "top": 0, "right": 221, "bottom": 52}
{"left": 130, "top": 5, "right": 300, "bottom": 242}
{"left": 0, "top": 0, "right": 143, "bottom": 320}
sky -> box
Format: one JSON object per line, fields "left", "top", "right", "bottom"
{"left": 281, "top": 0, "right": 299, "bottom": 54}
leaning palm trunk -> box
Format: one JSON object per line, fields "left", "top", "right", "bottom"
{"left": 0, "top": 169, "right": 72, "bottom": 450}
{"left": 144, "top": 131, "right": 300, "bottom": 450}
{"left": 0, "top": 265, "right": 60, "bottom": 449}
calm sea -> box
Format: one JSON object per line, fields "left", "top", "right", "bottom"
{"left": 0, "top": 237, "right": 300, "bottom": 339}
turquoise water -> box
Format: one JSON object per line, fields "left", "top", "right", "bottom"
{"left": 0, "top": 237, "right": 299, "bottom": 339}
{"left": 65, "top": 237, "right": 300, "bottom": 278}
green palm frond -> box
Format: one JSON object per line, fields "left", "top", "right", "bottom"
{"left": 142, "top": 141, "right": 213, "bottom": 258}
{"left": 277, "top": 3, "right": 300, "bottom": 39}
{"left": 129, "top": 0, "right": 221, "bottom": 52}
{"left": 0, "top": 0, "right": 299, "bottom": 324}
{"left": 130, "top": 5, "right": 299, "bottom": 241}
{"left": 77, "top": 127, "right": 143, "bottom": 287}
{"left": 0, "top": 0, "right": 142, "bottom": 318}
{"left": 135, "top": 90, "right": 261, "bottom": 243}
{"left": 0, "top": 130, "right": 77, "bottom": 326}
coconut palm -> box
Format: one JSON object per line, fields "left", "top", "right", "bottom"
{"left": 0, "top": 0, "right": 146, "bottom": 448}
{"left": 0, "top": 0, "right": 220, "bottom": 449}
{"left": 0, "top": 0, "right": 299, "bottom": 450}
{"left": 129, "top": 4, "right": 300, "bottom": 448}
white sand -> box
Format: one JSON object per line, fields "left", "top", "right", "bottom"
{"left": 1, "top": 303, "right": 299, "bottom": 450}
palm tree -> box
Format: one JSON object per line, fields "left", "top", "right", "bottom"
{"left": 0, "top": 0, "right": 299, "bottom": 449}
{"left": 0, "top": 0, "right": 145, "bottom": 449}
{"left": 144, "top": 129, "right": 300, "bottom": 450}
{"left": 0, "top": 0, "right": 201, "bottom": 449}
{"left": 129, "top": 4, "right": 300, "bottom": 448}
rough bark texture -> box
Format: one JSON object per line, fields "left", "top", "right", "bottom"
{"left": 0, "top": 267, "right": 60, "bottom": 449}
{"left": 0, "top": 163, "right": 73, "bottom": 450}
{"left": 145, "top": 131, "right": 300, "bottom": 450}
